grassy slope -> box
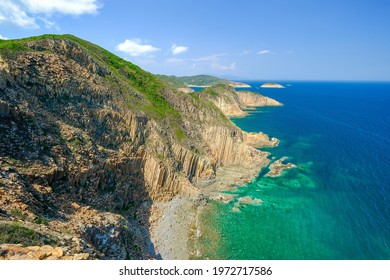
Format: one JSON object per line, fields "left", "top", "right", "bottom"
{"left": 0, "top": 34, "right": 236, "bottom": 142}
{"left": 155, "top": 75, "right": 187, "bottom": 88}
{"left": 1, "top": 35, "right": 174, "bottom": 116}
{"left": 1, "top": 35, "right": 187, "bottom": 132}
{"left": 178, "top": 75, "right": 230, "bottom": 86}
{"left": 156, "top": 74, "right": 231, "bottom": 87}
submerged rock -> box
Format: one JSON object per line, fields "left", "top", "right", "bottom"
{"left": 238, "top": 196, "right": 253, "bottom": 205}
{"left": 252, "top": 198, "right": 263, "bottom": 206}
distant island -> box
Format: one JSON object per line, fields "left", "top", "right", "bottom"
{"left": 260, "top": 82, "right": 285, "bottom": 88}
{"left": 156, "top": 74, "right": 251, "bottom": 89}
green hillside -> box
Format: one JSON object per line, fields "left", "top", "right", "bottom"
{"left": 155, "top": 75, "right": 187, "bottom": 88}
{"left": 178, "top": 75, "right": 230, "bottom": 86}
{"left": 156, "top": 74, "right": 231, "bottom": 87}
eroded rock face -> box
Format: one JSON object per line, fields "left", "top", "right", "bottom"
{"left": 195, "top": 85, "right": 282, "bottom": 117}
{"left": 236, "top": 90, "right": 282, "bottom": 107}
{"left": 0, "top": 244, "right": 89, "bottom": 260}
{"left": 243, "top": 131, "right": 279, "bottom": 148}
{"left": 0, "top": 36, "right": 279, "bottom": 259}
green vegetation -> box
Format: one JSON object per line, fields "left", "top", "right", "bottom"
{"left": 0, "top": 40, "right": 32, "bottom": 59}
{"left": 0, "top": 223, "right": 57, "bottom": 246}
{"left": 69, "top": 138, "right": 84, "bottom": 148}
{"left": 197, "top": 84, "right": 236, "bottom": 102}
{"left": 175, "top": 128, "right": 187, "bottom": 142}
{"left": 121, "top": 201, "right": 135, "bottom": 211}
{"left": 201, "top": 85, "right": 225, "bottom": 97}
{"left": 34, "top": 217, "right": 49, "bottom": 225}
{"left": 188, "top": 89, "right": 232, "bottom": 126}
{"left": 156, "top": 75, "right": 188, "bottom": 88}
{"left": 56, "top": 35, "right": 181, "bottom": 120}
{"left": 1, "top": 34, "right": 181, "bottom": 122}
{"left": 156, "top": 153, "right": 165, "bottom": 161}
{"left": 178, "top": 75, "right": 230, "bottom": 87}
{"left": 156, "top": 74, "right": 231, "bottom": 88}
{"left": 0, "top": 34, "right": 231, "bottom": 143}
{"left": 10, "top": 208, "right": 27, "bottom": 220}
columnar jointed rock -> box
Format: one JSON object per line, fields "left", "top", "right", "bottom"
{"left": 0, "top": 35, "right": 281, "bottom": 259}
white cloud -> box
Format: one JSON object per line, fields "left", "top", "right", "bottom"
{"left": 0, "top": 35, "right": 9, "bottom": 40}
{"left": 116, "top": 39, "right": 160, "bottom": 57}
{"left": 0, "top": 0, "right": 38, "bottom": 28}
{"left": 171, "top": 44, "right": 188, "bottom": 55}
{"left": 211, "top": 62, "right": 236, "bottom": 71}
{"left": 22, "top": 0, "right": 101, "bottom": 15}
{"left": 0, "top": 0, "right": 101, "bottom": 29}
{"left": 257, "top": 50, "right": 271, "bottom": 55}
{"left": 133, "top": 57, "right": 156, "bottom": 66}
{"left": 240, "top": 49, "right": 252, "bottom": 56}
{"left": 188, "top": 53, "right": 227, "bottom": 62}
{"left": 37, "top": 16, "right": 59, "bottom": 29}
{"left": 166, "top": 58, "right": 185, "bottom": 64}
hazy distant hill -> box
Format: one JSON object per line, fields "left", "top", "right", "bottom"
{"left": 155, "top": 75, "right": 188, "bottom": 88}
{"left": 177, "top": 75, "right": 231, "bottom": 86}
{"left": 157, "top": 74, "right": 250, "bottom": 88}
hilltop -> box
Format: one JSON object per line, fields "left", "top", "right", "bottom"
{"left": 157, "top": 74, "right": 251, "bottom": 89}
{"left": 0, "top": 34, "right": 278, "bottom": 259}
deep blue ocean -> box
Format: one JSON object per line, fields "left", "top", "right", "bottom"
{"left": 195, "top": 81, "right": 390, "bottom": 259}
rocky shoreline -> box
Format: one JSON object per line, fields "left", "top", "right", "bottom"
{"left": 149, "top": 157, "right": 270, "bottom": 259}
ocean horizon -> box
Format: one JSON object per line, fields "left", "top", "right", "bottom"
{"left": 193, "top": 81, "right": 390, "bottom": 259}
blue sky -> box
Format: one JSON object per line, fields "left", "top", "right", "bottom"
{"left": 1, "top": 0, "right": 389, "bottom": 81}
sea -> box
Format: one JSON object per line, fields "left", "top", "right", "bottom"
{"left": 193, "top": 81, "right": 390, "bottom": 259}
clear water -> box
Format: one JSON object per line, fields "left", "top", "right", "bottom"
{"left": 195, "top": 81, "right": 390, "bottom": 259}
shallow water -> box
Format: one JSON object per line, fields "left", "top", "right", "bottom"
{"left": 195, "top": 81, "right": 390, "bottom": 259}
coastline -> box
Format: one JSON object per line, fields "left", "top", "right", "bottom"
{"left": 148, "top": 81, "right": 390, "bottom": 260}
{"left": 187, "top": 83, "right": 251, "bottom": 88}
{"left": 148, "top": 84, "right": 279, "bottom": 259}
{"left": 149, "top": 197, "right": 195, "bottom": 260}
{"left": 149, "top": 161, "right": 268, "bottom": 259}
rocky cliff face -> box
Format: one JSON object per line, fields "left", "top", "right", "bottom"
{"left": 236, "top": 90, "right": 282, "bottom": 107}
{"left": 195, "top": 85, "right": 282, "bottom": 117}
{"left": 0, "top": 35, "right": 279, "bottom": 259}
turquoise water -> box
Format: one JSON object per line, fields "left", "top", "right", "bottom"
{"left": 196, "top": 81, "right": 390, "bottom": 259}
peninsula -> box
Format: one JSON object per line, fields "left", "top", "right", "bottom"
{"left": 157, "top": 74, "right": 251, "bottom": 90}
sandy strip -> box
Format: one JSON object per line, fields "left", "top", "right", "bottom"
{"left": 149, "top": 196, "right": 196, "bottom": 260}
{"left": 149, "top": 163, "right": 266, "bottom": 259}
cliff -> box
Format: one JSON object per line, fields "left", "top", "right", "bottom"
{"left": 194, "top": 84, "right": 282, "bottom": 117}
{"left": 0, "top": 35, "right": 279, "bottom": 259}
